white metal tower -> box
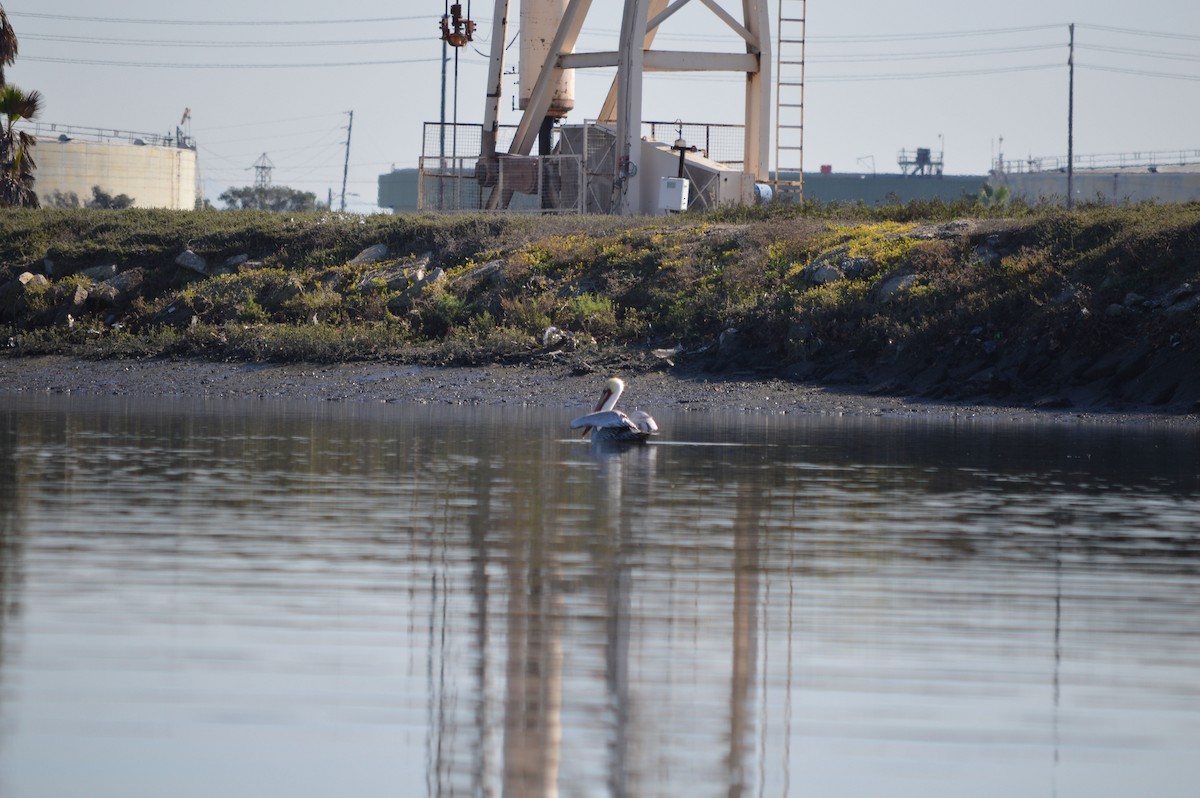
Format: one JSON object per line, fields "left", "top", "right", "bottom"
{"left": 480, "top": 0, "right": 772, "bottom": 215}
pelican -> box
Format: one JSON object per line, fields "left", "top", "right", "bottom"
{"left": 570, "top": 376, "right": 659, "bottom": 443}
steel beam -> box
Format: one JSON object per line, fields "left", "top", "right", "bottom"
{"left": 597, "top": 0, "right": 672, "bottom": 123}
{"left": 480, "top": 0, "right": 510, "bottom": 159}
{"left": 742, "top": 0, "right": 771, "bottom": 181}
{"left": 614, "top": 0, "right": 648, "bottom": 214}
{"left": 563, "top": 51, "right": 757, "bottom": 72}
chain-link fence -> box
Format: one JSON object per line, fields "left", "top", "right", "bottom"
{"left": 643, "top": 120, "right": 744, "bottom": 169}
{"left": 418, "top": 154, "right": 583, "bottom": 214}
{"left": 422, "top": 123, "right": 484, "bottom": 159}
{"left": 560, "top": 123, "right": 617, "bottom": 214}
{"left": 422, "top": 122, "right": 564, "bottom": 160}
{"left": 418, "top": 120, "right": 744, "bottom": 213}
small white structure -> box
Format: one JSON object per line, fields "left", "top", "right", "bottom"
{"left": 658, "top": 176, "right": 689, "bottom": 213}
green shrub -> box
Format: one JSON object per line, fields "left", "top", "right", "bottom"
{"left": 561, "top": 293, "right": 617, "bottom": 338}
{"left": 499, "top": 294, "right": 553, "bottom": 334}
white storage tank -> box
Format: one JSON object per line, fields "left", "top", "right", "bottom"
{"left": 34, "top": 135, "right": 200, "bottom": 210}
{"left": 519, "top": 0, "right": 575, "bottom": 117}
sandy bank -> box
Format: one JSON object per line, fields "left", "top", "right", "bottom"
{"left": 2, "top": 355, "right": 1195, "bottom": 428}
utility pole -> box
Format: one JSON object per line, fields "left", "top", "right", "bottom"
{"left": 340, "top": 110, "right": 353, "bottom": 212}
{"left": 440, "top": 3, "right": 475, "bottom": 208}
{"left": 1067, "top": 23, "right": 1075, "bottom": 210}
{"left": 440, "top": 20, "right": 449, "bottom": 210}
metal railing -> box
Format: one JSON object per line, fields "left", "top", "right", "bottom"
{"left": 994, "top": 149, "right": 1200, "bottom": 174}
{"left": 641, "top": 120, "right": 745, "bottom": 168}
{"left": 25, "top": 121, "right": 194, "bottom": 149}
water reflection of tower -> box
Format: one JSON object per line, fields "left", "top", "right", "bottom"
{"left": 0, "top": 413, "right": 30, "bottom": 754}
{"left": 591, "top": 444, "right": 659, "bottom": 798}
{"left": 593, "top": 444, "right": 761, "bottom": 797}
{"left": 727, "top": 482, "right": 762, "bottom": 797}
{"left": 1052, "top": 510, "right": 1069, "bottom": 798}
{"left": 501, "top": 457, "right": 563, "bottom": 796}
{"left": 468, "top": 453, "right": 496, "bottom": 798}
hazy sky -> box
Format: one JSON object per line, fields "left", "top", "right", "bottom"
{"left": 6, "top": 1, "right": 1198, "bottom": 212}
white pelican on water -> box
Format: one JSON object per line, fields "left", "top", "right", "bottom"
{"left": 570, "top": 376, "right": 659, "bottom": 443}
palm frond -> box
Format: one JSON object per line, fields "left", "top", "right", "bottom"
{"left": 0, "top": 85, "right": 41, "bottom": 122}
{"left": 0, "top": 4, "right": 18, "bottom": 81}
{"left": 0, "top": 4, "right": 17, "bottom": 66}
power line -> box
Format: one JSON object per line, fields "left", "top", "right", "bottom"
{"left": 196, "top": 113, "right": 348, "bottom": 132}
{"left": 34, "top": 49, "right": 1171, "bottom": 83}
{"left": 806, "top": 24, "right": 1063, "bottom": 43}
{"left": 21, "top": 33, "right": 431, "bottom": 48}
{"left": 200, "top": 123, "right": 349, "bottom": 146}
{"left": 196, "top": 146, "right": 247, "bottom": 167}
{"left": 9, "top": 11, "right": 434, "bottom": 26}
{"left": 17, "top": 13, "right": 1197, "bottom": 45}
{"left": 1079, "top": 63, "right": 1200, "bottom": 82}
{"left": 809, "top": 43, "right": 1062, "bottom": 63}
{"left": 22, "top": 55, "right": 442, "bottom": 69}
{"left": 291, "top": 143, "right": 347, "bottom": 170}
{"left": 576, "top": 61, "right": 1063, "bottom": 84}
{"left": 22, "top": 33, "right": 1068, "bottom": 59}
{"left": 1076, "top": 23, "right": 1200, "bottom": 42}
{"left": 1079, "top": 43, "right": 1200, "bottom": 63}
{"left": 808, "top": 63, "right": 1062, "bottom": 82}
{"left": 206, "top": 133, "right": 343, "bottom": 152}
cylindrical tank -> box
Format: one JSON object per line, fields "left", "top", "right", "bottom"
{"left": 519, "top": 0, "right": 574, "bottom": 117}
{"left": 34, "top": 136, "right": 199, "bottom": 210}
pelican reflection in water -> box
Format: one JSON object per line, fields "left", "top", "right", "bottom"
{"left": 570, "top": 377, "right": 659, "bottom": 443}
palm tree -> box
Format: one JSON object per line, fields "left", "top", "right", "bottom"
{"left": 1, "top": 4, "right": 17, "bottom": 86}
{"left": 0, "top": 84, "right": 41, "bottom": 207}
{"left": 0, "top": 4, "right": 41, "bottom": 207}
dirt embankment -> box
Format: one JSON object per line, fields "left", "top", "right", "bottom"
{"left": 1, "top": 205, "right": 1199, "bottom": 415}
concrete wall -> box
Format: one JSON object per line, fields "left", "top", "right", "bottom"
{"left": 34, "top": 137, "right": 199, "bottom": 210}
{"left": 991, "top": 169, "right": 1200, "bottom": 205}
{"left": 789, "top": 172, "right": 986, "bottom": 205}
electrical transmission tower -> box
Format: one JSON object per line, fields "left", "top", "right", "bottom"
{"left": 253, "top": 153, "right": 274, "bottom": 188}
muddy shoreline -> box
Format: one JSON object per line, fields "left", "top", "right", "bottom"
{"left": 2, "top": 354, "right": 1195, "bottom": 428}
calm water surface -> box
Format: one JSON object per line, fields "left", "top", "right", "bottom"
{"left": 1, "top": 396, "right": 1198, "bottom": 797}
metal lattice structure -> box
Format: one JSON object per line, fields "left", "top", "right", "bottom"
{"left": 479, "top": 0, "right": 771, "bottom": 215}
{"left": 253, "top": 153, "right": 274, "bottom": 188}
{"left": 420, "top": 119, "right": 747, "bottom": 215}
{"left": 559, "top": 123, "right": 617, "bottom": 214}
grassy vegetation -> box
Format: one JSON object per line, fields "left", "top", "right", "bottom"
{"left": 2, "top": 201, "right": 1199, "bottom": 406}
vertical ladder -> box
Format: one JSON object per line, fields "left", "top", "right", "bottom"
{"left": 773, "top": 0, "right": 806, "bottom": 203}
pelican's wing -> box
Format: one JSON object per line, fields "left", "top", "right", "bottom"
{"left": 627, "top": 410, "right": 658, "bottom": 435}
{"left": 570, "top": 410, "right": 638, "bottom": 431}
